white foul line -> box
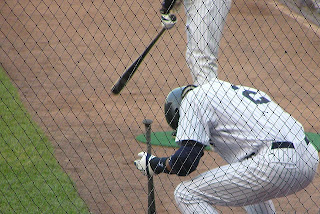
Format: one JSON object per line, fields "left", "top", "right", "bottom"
{"left": 268, "top": 1, "right": 320, "bottom": 37}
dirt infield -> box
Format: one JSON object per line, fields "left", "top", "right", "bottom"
{"left": 0, "top": 0, "right": 320, "bottom": 213}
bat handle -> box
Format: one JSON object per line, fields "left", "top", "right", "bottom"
{"left": 143, "top": 119, "right": 156, "bottom": 214}
{"left": 111, "top": 28, "right": 167, "bottom": 95}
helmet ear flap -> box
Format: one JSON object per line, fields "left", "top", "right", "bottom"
{"left": 164, "top": 87, "right": 183, "bottom": 130}
{"left": 164, "top": 100, "right": 180, "bottom": 130}
{"left": 164, "top": 85, "right": 197, "bottom": 130}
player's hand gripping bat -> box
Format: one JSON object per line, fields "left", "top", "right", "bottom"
{"left": 111, "top": 14, "right": 177, "bottom": 95}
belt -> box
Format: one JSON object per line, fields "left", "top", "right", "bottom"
{"left": 271, "top": 137, "right": 310, "bottom": 150}
{"left": 243, "top": 137, "right": 310, "bottom": 161}
{"left": 271, "top": 141, "right": 294, "bottom": 149}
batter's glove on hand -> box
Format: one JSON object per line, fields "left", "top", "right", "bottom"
{"left": 134, "top": 152, "right": 156, "bottom": 176}
{"left": 160, "top": 13, "right": 177, "bottom": 30}
{"left": 134, "top": 152, "right": 168, "bottom": 176}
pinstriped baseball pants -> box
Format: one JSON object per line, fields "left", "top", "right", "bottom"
{"left": 174, "top": 141, "right": 319, "bottom": 213}
{"left": 184, "top": 0, "right": 232, "bottom": 85}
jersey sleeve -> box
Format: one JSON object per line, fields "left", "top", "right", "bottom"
{"left": 175, "top": 90, "right": 213, "bottom": 146}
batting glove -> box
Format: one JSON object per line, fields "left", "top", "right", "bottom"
{"left": 161, "top": 14, "right": 177, "bottom": 30}
{"left": 134, "top": 152, "right": 156, "bottom": 176}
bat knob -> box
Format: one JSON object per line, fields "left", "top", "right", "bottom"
{"left": 169, "top": 14, "right": 177, "bottom": 22}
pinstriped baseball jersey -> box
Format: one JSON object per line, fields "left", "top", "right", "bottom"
{"left": 176, "top": 79, "right": 307, "bottom": 163}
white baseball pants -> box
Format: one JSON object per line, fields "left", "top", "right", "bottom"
{"left": 184, "top": 0, "right": 232, "bottom": 85}
{"left": 174, "top": 141, "right": 319, "bottom": 213}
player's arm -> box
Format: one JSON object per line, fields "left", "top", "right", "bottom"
{"left": 160, "top": 0, "right": 176, "bottom": 14}
{"left": 134, "top": 140, "right": 205, "bottom": 176}
{"left": 155, "top": 140, "right": 205, "bottom": 176}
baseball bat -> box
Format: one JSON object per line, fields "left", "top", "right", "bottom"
{"left": 111, "top": 28, "right": 166, "bottom": 95}
{"left": 143, "top": 119, "right": 156, "bottom": 214}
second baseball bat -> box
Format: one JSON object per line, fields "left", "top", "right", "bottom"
{"left": 143, "top": 119, "right": 156, "bottom": 214}
{"left": 111, "top": 28, "right": 166, "bottom": 95}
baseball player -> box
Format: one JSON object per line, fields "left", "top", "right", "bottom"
{"left": 160, "top": 0, "right": 232, "bottom": 85}
{"left": 134, "top": 78, "right": 319, "bottom": 213}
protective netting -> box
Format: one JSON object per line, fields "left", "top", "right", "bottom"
{"left": 0, "top": 0, "right": 319, "bottom": 213}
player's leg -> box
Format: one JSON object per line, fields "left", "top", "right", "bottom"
{"left": 184, "top": 0, "right": 232, "bottom": 85}
{"left": 244, "top": 201, "right": 276, "bottom": 214}
{"left": 174, "top": 144, "right": 318, "bottom": 213}
{"left": 174, "top": 198, "right": 219, "bottom": 214}
{"left": 175, "top": 200, "right": 276, "bottom": 214}
{"left": 174, "top": 160, "right": 278, "bottom": 213}
{"left": 174, "top": 161, "right": 273, "bottom": 213}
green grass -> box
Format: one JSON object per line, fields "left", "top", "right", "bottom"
{"left": 0, "top": 67, "right": 89, "bottom": 213}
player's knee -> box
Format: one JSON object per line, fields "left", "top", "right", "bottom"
{"left": 174, "top": 182, "right": 185, "bottom": 203}
{"left": 174, "top": 181, "right": 194, "bottom": 203}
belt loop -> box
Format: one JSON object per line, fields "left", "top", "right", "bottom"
{"left": 305, "top": 136, "right": 310, "bottom": 145}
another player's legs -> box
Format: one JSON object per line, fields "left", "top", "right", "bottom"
{"left": 184, "top": 0, "right": 232, "bottom": 85}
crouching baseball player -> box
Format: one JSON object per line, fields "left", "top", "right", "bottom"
{"left": 134, "top": 78, "right": 319, "bottom": 213}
